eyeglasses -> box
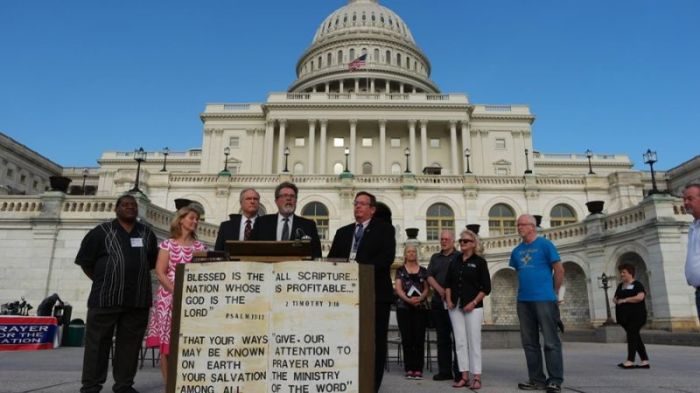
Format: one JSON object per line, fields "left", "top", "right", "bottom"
{"left": 353, "top": 201, "right": 371, "bottom": 207}
{"left": 277, "top": 193, "right": 297, "bottom": 199}
{"left": 458, "top": 239, "right": 474, "bottom": 244}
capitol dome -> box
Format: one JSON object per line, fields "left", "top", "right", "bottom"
{"left": 288, "top": 0, "right": 439, "bottom": 94}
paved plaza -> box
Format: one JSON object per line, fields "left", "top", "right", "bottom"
{"left": 1, "top": 342, "right": 699, "bottom": 393}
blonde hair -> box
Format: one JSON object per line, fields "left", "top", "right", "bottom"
{"left": 459, "top": 228, "right": 483, "bottom": 256}
{"left": 170, "top": 206, "right": 200, "bottom": 239}
{"left": 403, "top": 244, "right": 420, "bottom": 263}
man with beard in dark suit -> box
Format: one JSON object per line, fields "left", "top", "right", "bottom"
{"left": 328, "top": 191, "right": 396, "bottom": 393}
{"left": 214, "top": 188, "right": 260, "bottom": 252}
{"left": 249, "top": 181, "right": 322, "bottom": 259}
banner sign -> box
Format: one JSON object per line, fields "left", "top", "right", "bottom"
{"left": 0, "top": 316, "right": 58, "bottom": 351}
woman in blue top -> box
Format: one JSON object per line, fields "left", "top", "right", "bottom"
{"left": 446, "top": 229, "right": 491, "bottom": 389}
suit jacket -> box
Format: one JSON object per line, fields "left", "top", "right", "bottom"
{"left": 214, "top": 214, "right": 245, "bottom": 251}
{"left": 328, "top": 218, "right": 396, "bottom": 303}
{"left": 249, "top": 214, "right": 322, "bottom": 259}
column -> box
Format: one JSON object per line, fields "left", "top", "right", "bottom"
{"left": 340, "top": 80, "right": 344, "bottom": 93}
{"left": 325, "top": 83, "right": 329, "bottom": 93}
{"left": 354, "top": 78, "right": 359, "bottom": 93}
{"left": 400, "top": 83, "right": 404, "bottom": 93}
{"left": 264, "top": 120, "right": 274, "bottom": 174}
{"left": 408, "top": 120, "right": 416, "bottom": 174}
{"left": 349, "top": 119, "right": 357, "bottom": 173}
{"left": 461, "top": 121, "right": 470, "bottom": 174}
{"left": 319, "top": 119, "right": 327, "bottom": 174}
{"left": 308, "top": 119, "right": 316, "bottom": 174}
{"left": 379, "top": 120, "right": 386, "bottom": 174}
{"left": 386, "top": 81, "right": 390, "bottom": 93}
{"left": 277, "top": 119, "right": 287, "bottom": 173}
{"left": 370, "top": 78, "right": 375, "bottom": 93}
{"left": 420, "top": 120, "right": 428, "bottom": 172}
{"left": 449, "top": 121, "right": 458, "bottom": 175}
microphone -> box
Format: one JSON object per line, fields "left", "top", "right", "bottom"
{"left": 295, "top": 227, "right": 312, "bottom": 241}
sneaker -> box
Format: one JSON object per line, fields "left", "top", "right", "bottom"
{"left": 405, "top": 371, "right": 414, "bottom": 379}
{"left": 545, "top": 382, "right": 561, "bottom": 393}
{"left": 413, "top": 371, "right": 423, "bottom": 380}
{"left": 518, "top": 380, "right": 546, "bottom": 390}
{"left": 433, "top": 373, "right": 453, "bottom": 381}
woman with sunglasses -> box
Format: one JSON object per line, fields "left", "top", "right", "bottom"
{"left": 445, "top": 229, "right": 491, "bottom": 389}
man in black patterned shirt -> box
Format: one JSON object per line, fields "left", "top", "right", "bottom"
{"left": 75, "top": 194, "right": 158, "bottom": 393}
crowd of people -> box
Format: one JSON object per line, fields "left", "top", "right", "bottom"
{"left": 72, "top": 182, "right": 700, "bottom": 393}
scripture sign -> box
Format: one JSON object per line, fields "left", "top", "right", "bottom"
{"left": 171, "top": 261, "right": 361, "bottom": 393}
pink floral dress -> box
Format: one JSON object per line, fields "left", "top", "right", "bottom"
{"left": 145, "top": 239, "right": 206, "bottom": 354}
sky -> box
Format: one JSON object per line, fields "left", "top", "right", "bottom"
{"left": 1, "top": 0, "right": 698, "bottom": 170}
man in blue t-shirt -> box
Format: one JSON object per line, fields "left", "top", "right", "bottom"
{"left": 509, "top": 214, "right": 564, "bottom": 393}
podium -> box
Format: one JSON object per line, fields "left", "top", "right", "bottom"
{"left": 167, "top": 248, "right": 375, "bottom": 393}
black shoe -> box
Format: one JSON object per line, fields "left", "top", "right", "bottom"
{"left": 433, "top": 373, "right": 453, "bottom": 381}
{"left": 518, "top": 380, "right": 546, "bottom": 390}
{"left": 617, "top": 362, "right": 636, "bottom": 369}
{"left": 545, "top": 383, "right": 561, "bottom": 393}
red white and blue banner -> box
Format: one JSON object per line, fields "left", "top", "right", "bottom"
{"left": 0, "top": 316, "right": 58, "bottom": 351}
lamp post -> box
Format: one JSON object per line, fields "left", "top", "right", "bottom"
{"left": 160, "top": 147, "right": 169, "bottom": 172}
{"left": 129, "top": 147, "right": 146, "bottom": 193}
{"left": 524, "top": 148, "right": 532, "bottom": 174}
{"left": 283, "top": 147, "right": 290, "bottom": 173}
{"left": 464, "top": 148, "right": 472, "bottom": 174}
{"left": 586, "top": 149, "right": 594, "bottom": 175}
{"left": 599, "top": 273, "right": 616, "bottom": 326}
{"left": 404, "top": 148, "right": 411, "bottom": 174}
{"left": 81, "top": 169, "right": 89, "bottom": 195}
{"left": 343, "top": 147, "right": 350, "bottom": 173}
{"left": 643, "top": 149, "right": 659, "bottom": 194}
{"left": 222, "top": 146, "right": 230, "bottom": 173}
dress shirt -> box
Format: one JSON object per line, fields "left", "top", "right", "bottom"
{"left": 238, "top": 215, "right": 258, "bottom": 241}
{"left": 685, "top": 219, "right": 700, "bottom": 287}
{"left": 276, "top": 214, "right": 294, "bottom": 241}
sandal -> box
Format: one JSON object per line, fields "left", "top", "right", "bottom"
{"left": 452, "top": 378, "right": 469, "bottom": 388}
{"left": 471, "top": 376, "right": 481, "bottom": 390}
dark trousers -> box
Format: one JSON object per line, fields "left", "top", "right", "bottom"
{"left": 375, "top": 302, "right": 391, "bottom": 393}
{"left": 81, "top": 306, "right": 149, "bottom": 393}
{"left": 623, "top": 320, "right": 649, "bottom": 362}
{"left": 431, "top": 305, "right": 458, "bottom": 377}
{"left": 397, "top": 307, "right": 427, "bottom": 372}
{"left": 517, "top": 301, "right": 564, "bottom": 386}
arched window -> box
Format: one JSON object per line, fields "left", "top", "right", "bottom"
{"left": 338, "top": 50, "right": 343, "bottom": 64}
{"left": 373, "top": 48, "right": 379, "bottom": 62}
{"left": 362, "top": 162, "right": 373, "bottom": 174}
{"left": 302, "top": 202, "right": 329, "bottom": 240}
{"left": 318, "top": 56, "right": 322, "bottom": 68}
{"left": 396, "top": 53, "right": 401, "bottom": 66}
{"left": 488, "top": 203, "right": 516, "bottom": 236}
{"left": 349, "top": 48, "right": 355, "bottom": 60}
{"left": 385, "top": 50, "right": 391, "bottom": 64}
{"left": 426, "top": 203, "right": 454, "bottom": 241}
{"left": 550, "top": 204, "right": 577, "bottom": 227}
{"left": 333, "top": 163, "right": 344, "bottom": 175}
{"left": 327, "top": 53, "right": 332, "bottom": 66}
{"left": 391, "top": 163, "right": 401, "bottom": 175}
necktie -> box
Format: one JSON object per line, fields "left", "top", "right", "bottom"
{"left": 244, "top": 219, "right": 252, "bottom": 240}
{"left": 281, "top": 218, "right": 290, "bottom": 240}
{"left": 352, "top": 223, "right": 364, "bottom": 252}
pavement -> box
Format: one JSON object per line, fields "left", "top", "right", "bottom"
{"left": 2, "top": 342, "right": 700, "bottom": 393}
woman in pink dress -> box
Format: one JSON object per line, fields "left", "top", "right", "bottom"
{"left": 146, "top": 206, "right": 206, "bottom": 384}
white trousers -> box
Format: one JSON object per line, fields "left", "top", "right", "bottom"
{"left": 448, "top": 306, "right": 483, "bottom": 374}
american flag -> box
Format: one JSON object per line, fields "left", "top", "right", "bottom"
{"left": 348, "top": 53, "right": 367, "bottom": 71}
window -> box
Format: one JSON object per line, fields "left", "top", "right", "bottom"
{"left": 550, "top": 204, "right": 577, "bottom": 227}
{"left": 333, "top": 163, "right": 344, "bottom": 174}
{"left": 337, "top": 50, "right": 343, "bottom": 63}
{"left": 295, "top": 138, "right": 305, "bottom": 147}
{"left": 373, "top": 48, "right": 379, "bottom": 62}
{"left": 391, "top": 163, "right": 401, "bottom": 174}
{"left": 333, "top": 138, "right": 345, "bottom": 147}
{"left": 349, "top": 48, "right": 355, "bottom": 60}
{"left": 6, "top": 168, "right": 13, "bottom": 178}
{"left": 20, "top": 174, "right": 26, "bottom": 184}
{"left": 327, "top": 53, "right": 332, "bottom": 66}
{"left": 362, "top": 162, "right": 373, "bottom": 174}
{"left": 488, "top": 203, "right": 516, "bottom": 236}
{"left": 32, "top": 180, "right": 39, "bottom": 190}
{"left": 390, "top": 138, "right": 401, "bottom": 148}
{"left": 495, "top": 138, "right": 506, "bottom": 149}
{"left": 385, "top": 50, "right": 391, "bottom": 64}
{"left": 430, "top": 138, "right": 440, "bottom": 148}
{"left": 229, "top": 136, "right": 239, "bottom": 148}
{"left": 396, "top": 53, "right": 401, "bottom": 66}
{"left": 362, "top": 138, "right": 373, "bottom": 147}
{"left": 302, "top": 202, "right": 330, "bottom": 240}
{"left": 426, "top": 203, "right": 454, "bottom": 241}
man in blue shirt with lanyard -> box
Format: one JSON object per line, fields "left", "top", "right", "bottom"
{"left": 510, "top": 214, "right": 564, "bottom": 393}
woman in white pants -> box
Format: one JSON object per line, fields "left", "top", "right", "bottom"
{"left": 445, "top": 229, "right": 491, "bottom": 389}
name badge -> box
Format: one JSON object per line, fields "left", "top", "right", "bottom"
{"left": 625, "top": 284, "right": 634, "bottom": 290}
{"left": 349, "top": 251, "right": 357, "bottom": 262}
{"left": 131, "top": 238, "right": 143, "bottom": 247}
